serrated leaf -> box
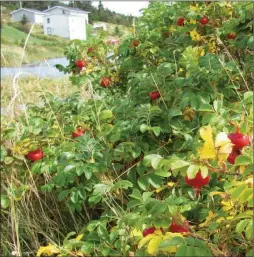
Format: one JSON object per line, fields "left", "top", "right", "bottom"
{"left": 147, "top": 236, "right": 162, "bottom": 255}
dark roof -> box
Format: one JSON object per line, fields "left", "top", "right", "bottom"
{"left": 43, "top": 6, "right": 89, "bottom": 14}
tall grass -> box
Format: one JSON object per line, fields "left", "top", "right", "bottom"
{"left": 0, "top": 24, "right": 90, "bottom": 256}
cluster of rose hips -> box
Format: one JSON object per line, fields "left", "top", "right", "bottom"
{"left": 177, "top": 16, "right": 236, "bottom": 40}
{"left": 177, "top": 16, "right": 209, "bottom": 26}
{"left": 227, "top": 127, "right": 250, "bottom": 164}
{"left": 25, "top": 128, "right": 86, "bottom": 162}
{"left": 143, "top": 219, "right": 189, "bottom": 237}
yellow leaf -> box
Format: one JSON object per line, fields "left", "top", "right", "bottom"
{"left": 147, "top": 236, "right": 162, "bottom": 255}
{"left": 75, "top": 250, "right": 84, "bottom": 257}
{"left": 190, "top": 30, "right": 201, "bottom": 42}
{"left": 169, "top": 25, "right": 176, "bottom": 32}
{"left": 155, "top": 185, "right": 166, "bottom": 193}
{"left": 138, "top": 234, "right": 154, "bottom": 249}
{"left": 199, "top": 211, "right": 217, "bottom": 228}
{"left": 36, "top": 244, "right": 60, "bottom": 257}
{"left": 216, "top": 217, "right": 226, "bottom": 223}
{"left": 240, "top": 165, "right": 246, "bottom": 174}
{"left": 189, "top": 18, "right": 197, "bottom": 24}
{"left": 130, "top": 228, "right": 143, "bottom": 238}
{"left": 75, "top": 234, "right": 84, "bottom": 241}
{"left": 199, "top": 126, "right": 216, "bottom": 159}
{"left": 190, "top": 5, "right": 198, "bottom": 11}
{"left": 167, "top": 182, "right": 176, "bottom": 187}
{"left": 183, "top": 106, "right": 195, "bottom": 121}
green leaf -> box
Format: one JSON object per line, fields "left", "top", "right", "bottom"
{"left": 213, "top": 100, "right": 222, "bottom": 113}
{"left": 168, "top": 108, "right": 182, "bottom": 121}
{"left": 58, "top": 190, "right": 69, "bottom": 201}
{"left": 148, "top": 174, "right": 163, "bottom": 188}
{"left": 198, "top": 103, "right": 214, "bottom": 112}
{"left": 152, "top": 126, "right": 161, "bottom": 137}
{"left": 140, "top": 124, "right": 149, "bottom": 133}
{"left": 159, "top": 237, "right": 186, "bottom": 248}
{"left": 175, "top": 245, "right": 188, "bottom": 256}
{"left": 1, "top": 195, "right": 10, "bottom": 209}
{"left": 235, "top": 155, "right": 252, "bottom": 166}
{"left": 112, "top": 180, "right": 133, "bottom": 191}
{"left": 138, "top": 176, "right": 149, "bottom": 190}
{"left": 236, "top": 219, "right": 249, "bottom": 234}
{"left": 143, "top": 154, "right": 163, "bottom": 169}
{"left": 129, "top": 189, "right": 142, "bottom": 201}
{"left": 230, "top": 184, "right": 248, "bottom": 202}
{"left": 99, "top": 110, "right": 113, "bottom": 120}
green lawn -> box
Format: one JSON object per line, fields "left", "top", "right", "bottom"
{"left": 1, "top": 25, "right": 47, "bottom": 44}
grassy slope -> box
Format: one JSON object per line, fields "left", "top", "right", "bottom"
{"left": 1, "top": 25, "right": 69, "bottom": 67}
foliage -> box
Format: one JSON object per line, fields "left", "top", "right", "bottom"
{"left": 1, "top": 1, "right": 253, "bottom": 256}
{"left": 20, "top": 14, "right": 28, "bottom": 26}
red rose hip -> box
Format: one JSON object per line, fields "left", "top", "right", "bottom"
{"left": 26, "top": 149, "right": 44, "bottom": 162}
{"left": 228, "top": 128, "right": 250, "bottom": 150}
{"left": 226, "top": 33, "right": 237, "bottom": 40}
{"left": 185, "top": 170, "right": 210, "bottom": 189}
{"left": 199, "top": 16, "right": 209, "bottom": 25}
{"left": 177, "top": 17, "right": 184, "bottom": 26}
{"left": 100, "top": 77, "right": 111, "bottom": 88}
{"left": 149, "top": 91, "right": 161, "bottom": 100}
{"left": 75, "top": 60, "right": 86, "bottom": 70}
{"left": 143, "top": 227, "right": 156, "bottom": 237}
{"left": 169, "top": 220, "right": 189, "bottom": 233}
{"left": 72, "top": 128, "right": 85, "bottom": 138}
{"left": 132, "top": 39, "right": 140, "bottom": 47}
{"left": 227, "top": 148, "right": 241, "bottom": 164}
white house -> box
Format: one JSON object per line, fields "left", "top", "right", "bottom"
{"left": 43, "top": 6, "right": 89, "bottom": 40}
{"left": 10, "top": 8, "right": 45, "bottom": 24}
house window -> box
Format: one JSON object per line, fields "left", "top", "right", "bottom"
{"left": 47, "top": 18, "right": 50, "bottom": 24}
{"left": 47, "top": 28, "right": 51, "bottom": 35}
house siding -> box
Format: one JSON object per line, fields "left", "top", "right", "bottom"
{"left": 43, "top": 14, "right": 70, "bottom": 38}
{"left": 11, "top": 10, "right": 44, "bottom": 24}
{"left": 68, "top": 16, "right": 86, "bottom": 40}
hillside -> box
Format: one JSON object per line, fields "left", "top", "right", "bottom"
{"left": 0, "top": 5, "right": 130, "bottom": 67}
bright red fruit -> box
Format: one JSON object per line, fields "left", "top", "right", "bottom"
{"left": 26, "top": 149, "right": 44, "bottom": 162}
{"left": 132, "top": 39, "right": 140, "bottom": 47}
{"left": 227, "top": 148, "right": 241, "bottom": 164}
{"left": 72, "top": 128, "right": 85, "bottom": 138}
{"left": 226, "top": 33, "right": 237, "bottom": 40}
{"left": 228, "top": 128, "right": 250, "bottom": 150}
{"left": 75, "top": 60, "right": 86, "bottom": 70}
{"left": 149, "top": 91, "right": 161, "bottom": 100}
{"left": 185, "top": 170, "right": 210, "bottom": 189}
{"left": 169, "top": 220, "right": 189, "bottom": 233}
{"left": 143, "top": 227, "right": 156, "bottom": 237}
{"left": 100, "top": 77, "right": 111, "bottom": 88}
{"left": 177, "top": 17, "right": 184, "bottom": 26}
{"left": 199, "top": 16, "right": 209, "bottom": 25}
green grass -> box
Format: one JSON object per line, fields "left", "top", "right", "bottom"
{"left": 1, "top": 76, "right": 84, "bottom": 107}
{"left": 1, "top": 25, "right": 47, "bottom": 44}
{"left": 1, "top": 24, "right": 69, "bottom": 67}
